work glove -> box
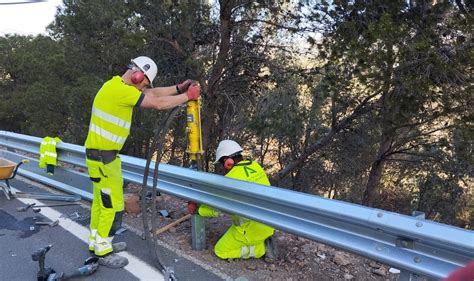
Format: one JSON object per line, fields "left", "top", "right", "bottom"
{"left": 186, "top": 84, "right": 201, "bottom": 101}
{"left": 187, "top": 201, "right": 198, "bottom": 215}
{"left": 176, "top": 79, "right": 197, "bottom": 94}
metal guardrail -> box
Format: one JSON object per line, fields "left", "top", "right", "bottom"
{"left": 1, "top": 130, "right": 473, "bottom": 279}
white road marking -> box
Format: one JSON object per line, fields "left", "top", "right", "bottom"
{"left": 13, "top": 189, "right": 164, "bottom": 281}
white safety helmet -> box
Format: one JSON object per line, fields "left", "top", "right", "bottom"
{"left": 131, "top": 56, "right": 158, "bottom": 87}
{"left": 214, "top": 140, "right": 243, "bottom": 164}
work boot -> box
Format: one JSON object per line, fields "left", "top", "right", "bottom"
{"left": 264, "top": 237, "right": 278, "bottom": 262}
{"left": 112, "top": 242, "right": 127, "bottom": 253}
{"left": 90, "top": 242, "right": 127, "bottom": 253}
{"left": 98, "top": 253, "right": 129, "bottom": 269}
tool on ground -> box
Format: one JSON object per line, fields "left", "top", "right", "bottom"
{"left": 32, "top": 244, "right": 55, "bottom": 281}
{"left": 17, "top": 202, "right": 36, "bottom": 212}
{"left": 32, "top": 244, "right": 98, "bottom": 281}
{"left": 35, "top": 219, "right": 59, "bottom": 227}
{"left": 31, "top": 203, "right": 81, "bottom": 213}
{"left": 13, "top": 191, "right": 81, "bottom": 202}
{"left": 155, "top": 214, "right": 192, "bottom": 235}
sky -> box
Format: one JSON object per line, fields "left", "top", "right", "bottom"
{"left": 0, "top": 0, "right": 63, "bottom": 36}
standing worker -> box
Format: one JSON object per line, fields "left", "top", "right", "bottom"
{"left": 189, "top": 140, "right": 276, "bottom": 260}
{"left": 84, "top": 56, "right": 200, "bottom": 268}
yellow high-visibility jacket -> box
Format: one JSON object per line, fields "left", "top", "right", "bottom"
{"left": 198, "top": 160, "right": 275, "bottom": 242}
{"left": 39, "top": 136, "right": 62, "bottom": 174}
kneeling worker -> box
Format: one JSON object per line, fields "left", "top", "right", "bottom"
{"left": 190, "top": 140, "right": 275, "bottom": 260}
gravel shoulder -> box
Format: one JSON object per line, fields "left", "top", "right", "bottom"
{"left": 122, "top": 185, "right": 402, "bottom": 281}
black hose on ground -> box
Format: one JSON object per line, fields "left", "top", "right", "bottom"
{"left": 141, "top": 106, "right": 182, "bottom": 280}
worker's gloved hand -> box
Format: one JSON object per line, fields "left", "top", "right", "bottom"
{"left": 186, "top": 84, "right": 201, "bottom": 101}
{"left": 187, "top": 201, "right": 198, "bottom": 215}
{"left": 176, "top": 79, "right": 197, "bottom": 94}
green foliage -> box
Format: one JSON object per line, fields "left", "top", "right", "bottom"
{"left": 0, "top": 0, "right": 471, "bottom": 227}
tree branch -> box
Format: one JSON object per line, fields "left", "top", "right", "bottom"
{"left": 273, "top": 92, "right": 378, "bottom": 182}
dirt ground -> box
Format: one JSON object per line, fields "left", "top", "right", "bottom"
{"left": 122, "top": 184, "right": 402, "bottom": 281}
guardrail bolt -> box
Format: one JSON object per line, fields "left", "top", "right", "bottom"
{"left": 414, "top": 257, "right": 421, "bottom": 263}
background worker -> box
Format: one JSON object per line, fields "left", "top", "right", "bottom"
{"left": 189, "top": 140, "right": 276, "bottom": 260}
{"left": 84, "top": 56, "right": 200, "bottom": 268}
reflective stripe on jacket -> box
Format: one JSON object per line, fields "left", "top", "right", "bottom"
{"left": 198, "top": 160, "right": 275, "bottom": 241}
{"left": 39, "top": 136, "right": 62, "bottom": 168}
{"left": 84, "top": 76, "right": 142, "bottom": 151}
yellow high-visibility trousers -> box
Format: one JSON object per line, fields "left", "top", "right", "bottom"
{"left": 86, "top": 157, "right": 124, "bottom": 256}
{"left": 214, "top": 221, "right": 274, "bottom": 259}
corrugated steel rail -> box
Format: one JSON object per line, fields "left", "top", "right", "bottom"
{"left": 1, "top": 130, "right": 472, "bottom": 280}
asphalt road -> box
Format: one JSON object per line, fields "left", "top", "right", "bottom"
{"left": 0, "top": 178, "right": 225, "bottom": 281}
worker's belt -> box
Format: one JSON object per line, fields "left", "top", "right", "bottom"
{"left": 85, "top": 149, "right": 118, "bottom": 165}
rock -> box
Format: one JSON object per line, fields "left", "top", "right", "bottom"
{"left": 317, "top": 244, "right": 329, "bottom": 252}
{"left": 178, "top": 237, "right": 188, "bottom": 244}
{"left": 169, "top": 227, "right": 177, "bottom": 233}
{"left": 269, "top": 264, "right": 277, "bottom": 271}
{"left": 372, "top": 268, "right": 387, "bottom": 276}
{"left": 333, "top": 252, "right": 351, "bottom": 266}
{"left": 296, "top": 254, "right": 305, "bottom": 261}
{"left": 301, "top": 244, "right": 317, "bottom": 254}
{"left": 369, "top": 261, "right": 381, "bottom": 268}
{"left": 389, "top": 268, "right": 401, "bottom": 274}
{"left": 344, "top": 273, "right": 354, "bottom": 280}
{"left": 124, "top": 194, "right": 141, "bottom": 215}
{"left": 247, "top": 264, "right": 257, "bottom": 270}
{"left": 316, "top": 253, "right": 326, "bottom": 260}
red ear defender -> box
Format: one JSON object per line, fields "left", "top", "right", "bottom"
{"left": 131, "top": 71, "right": 144, "bottom": 84}
{"left": 224, "top": 158, "right": 235, "bottom": 171}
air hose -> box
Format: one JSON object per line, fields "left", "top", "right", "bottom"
{"left": 141, "top": 106, "right": 182, "bottom": 281}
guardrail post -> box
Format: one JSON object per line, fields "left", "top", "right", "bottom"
{"left": 398, "top": 211, "right": 427, "bottom": 281}
{"left": 412, "top": 211, "right": 425, "bottom": 219}
{"left": 399, "top": 271, "right": 422, "bottom": 281}
{"left": 191, "top": 214, "right": 206, "bottom": 250}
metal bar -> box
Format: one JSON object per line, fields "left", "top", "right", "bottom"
{"left": 1, "top": 130, "right": 473, "bottom": 279}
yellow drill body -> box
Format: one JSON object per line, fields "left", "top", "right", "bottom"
{"left": 186, "top": 99, "right": 203, "bottom": 164}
